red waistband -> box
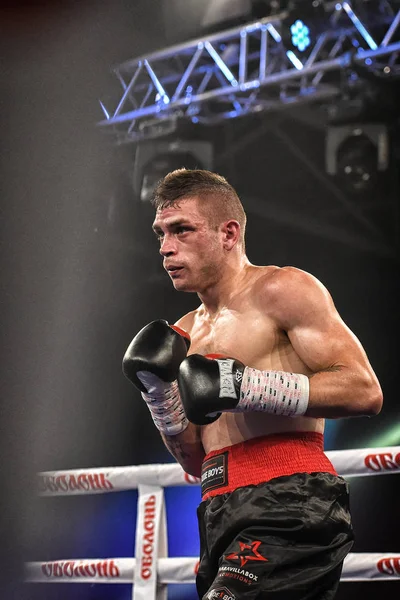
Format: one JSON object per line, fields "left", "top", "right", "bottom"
{"left": 201, "top": 431, "right": 337, "bottom": 501}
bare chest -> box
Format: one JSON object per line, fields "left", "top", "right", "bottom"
{"left": 187, "top": 307, "right": 299, "bottom": 372}
{"left": 184, "top": 302, "right": 322, "bottom": 453}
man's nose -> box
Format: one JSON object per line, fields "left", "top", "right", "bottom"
{"left": 159, "top": 235, "right": 177, "bottom": 256}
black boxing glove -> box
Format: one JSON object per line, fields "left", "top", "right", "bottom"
{"left": 122, "top": 320, "right": 191, "bottom": 435}
{"left": 177, "top": 353, "right": 241, "bottom": 425}
{"left": 178, "top": 354, "right": 310, "bottom": 426}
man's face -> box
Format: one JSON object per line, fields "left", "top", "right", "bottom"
{"left": 152, "top": 197, "right": 223, "bottom": 292}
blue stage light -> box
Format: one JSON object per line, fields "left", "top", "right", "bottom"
{"left": 290, "top": 20, "right": 311, "bottom": 52}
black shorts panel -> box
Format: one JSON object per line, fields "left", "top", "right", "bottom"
{"left": 196, "top": 472, "right": 354, "bottom": 600}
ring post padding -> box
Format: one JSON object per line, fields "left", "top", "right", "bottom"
{"left": 134, "top": 484, "right": 167, "bottom": 600}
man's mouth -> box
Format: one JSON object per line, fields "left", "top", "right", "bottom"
{"left": 166, "top": 266, "right": 184, "bottom": 276}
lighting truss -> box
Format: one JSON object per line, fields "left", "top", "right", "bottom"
{"left": 98, "top": 1, "right": 400, "bottom": 143}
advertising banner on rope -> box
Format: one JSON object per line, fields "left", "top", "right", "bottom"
{"left": 37, "top": 446, "right": 400, "bottom": 496}
{"left": 25, "top": 553, "right": 400, "bottom": 584}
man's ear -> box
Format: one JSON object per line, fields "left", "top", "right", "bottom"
{"left": 221, "top": 220, "right": 241, "bottom": 250}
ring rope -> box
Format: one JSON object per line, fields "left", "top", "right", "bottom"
{"left": 38, "top": 445, "right": 400, "bottom": 496}
{"left": 25, "top": 554, "right": 400, "bottom": 583}
{"left": 28, "top": 445, "right": 400, "bottom": 596}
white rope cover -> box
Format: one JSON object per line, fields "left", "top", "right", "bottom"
{"left": 25, "top": 553, "right": 400, "bottom": 583}
{"left": 38, "top": 445, "right": 400, "bottom": 496}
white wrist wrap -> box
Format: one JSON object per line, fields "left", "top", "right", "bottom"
{"left": 137, "top": 371, "right": 189, "bottom": 436}
{"left": 238, "top": 367, "right": 309, "bottom": 417}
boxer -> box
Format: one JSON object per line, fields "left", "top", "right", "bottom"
{"left": 123, "top": 169, "right": 383, "bottom": 599}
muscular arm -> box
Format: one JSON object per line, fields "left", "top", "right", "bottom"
{"left": 269, "top": 267, "right": 383, "bottom": 418}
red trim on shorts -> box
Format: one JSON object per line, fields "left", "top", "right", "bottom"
{"left": 201, "top": 431, "right": 337, "bottom": 501}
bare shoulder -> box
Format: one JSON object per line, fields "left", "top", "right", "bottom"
{"left": 174, "top": 308, "right": 200, "bottom": 334}
{"left": 254, "top": 266, "right": 335, "bottom": 326}
{"left": 253, "top": 265, "right": 329, "bottom": 295}
{"left": 269, "top": 266, "right": 329, "bottom": 293}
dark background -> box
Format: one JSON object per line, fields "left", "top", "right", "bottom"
{"left": 1, "top": 1, "right": 399, "bottom": 599}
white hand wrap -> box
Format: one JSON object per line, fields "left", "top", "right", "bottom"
{"left": 137, "top": 371, "right": 189, "bottom": 436}
{"left": 237, "top": 367, "right": 309, "bottom": 417}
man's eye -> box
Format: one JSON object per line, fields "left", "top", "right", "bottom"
{"left": 176, "top": 226, "right": 190, "bottom": 234}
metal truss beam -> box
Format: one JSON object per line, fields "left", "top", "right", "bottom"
{"left": 98, "top": 1, "right": 400, "bottom": 143}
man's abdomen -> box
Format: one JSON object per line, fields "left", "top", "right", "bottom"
{"left": 201, "top": 412, "right": 324, "bottom": 454}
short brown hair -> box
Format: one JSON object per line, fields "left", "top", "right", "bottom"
{"left": 152, "top": 169, "right": 247, "bottom": 246}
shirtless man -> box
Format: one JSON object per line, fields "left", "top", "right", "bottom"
{"left": 123, "top": 169, "right": 382, "bottom": 600}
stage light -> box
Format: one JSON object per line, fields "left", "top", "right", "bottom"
{"left": 325, "top": 124, "right": 390, "bottom": 194}
{"left": 290, "top": 19, "right": 311, "bottom": 52}
{"left": 133, "top": 140, "right": 213, "bottom": 203}
{"left": 335, "top": 132, "right": 378, "bottom": 194}
{"left": 281, "top": 1, "right": 328, "bottom": 60}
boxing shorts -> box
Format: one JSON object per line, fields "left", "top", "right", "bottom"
{"left": 197, "top": 432, "right": 354, "bottom": 600}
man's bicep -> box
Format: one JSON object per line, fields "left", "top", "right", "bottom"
{"left": 268, "top": 267, "right": 382, "bottom": 416}
{"left": 272, "top": 268, "right": 368, "bottom": 373}
{"left": 287, "top": 311, "right": 366, "bottom": 374}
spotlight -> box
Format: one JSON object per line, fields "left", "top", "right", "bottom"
{"left": 290, "top": 19, "right": 311, "bottom": 52}
{"left": 133, "top": 140, "right": 213, "bottom": 203}
{"left": 336, "top": 133, "right": 378, "bottom": 194}
{"left": 281, "top": 1, "right": 327, "bottom": 58}
{"left": 140, "top": 152, "right": 200, "bottom": 203}
{"left": 326, "top": 124, "right": 390, "bottom": 194}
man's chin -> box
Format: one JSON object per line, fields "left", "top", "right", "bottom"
{"left": 171, "top": 278, "right": 195, "bottom": 292}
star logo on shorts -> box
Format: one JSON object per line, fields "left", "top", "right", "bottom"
{"left": 225, "top": 540, "right": 268, "bottom": 567}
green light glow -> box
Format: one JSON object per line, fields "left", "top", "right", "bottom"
{"left": 370, "top": 424, "right": 400, "bottom": 447}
